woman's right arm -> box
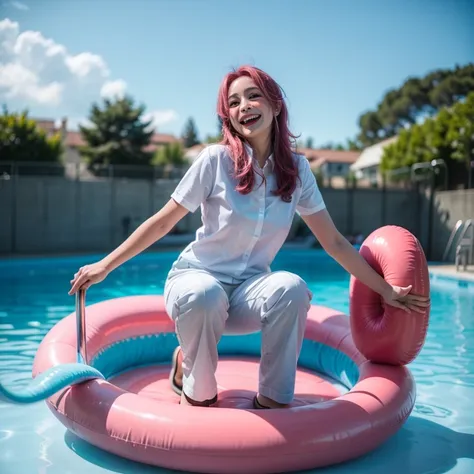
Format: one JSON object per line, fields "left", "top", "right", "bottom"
{"left": 68, "top": 199, "right": 188, "bottom": 294}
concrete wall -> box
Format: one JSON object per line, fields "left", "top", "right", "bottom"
{"left": 431, "top": 189, "right": 474, "bottom": 261}
{"left": 0, "top": 175, "right": 422, "bottom": 256}
{"left": 0, "top": 176, "right": 200, "bottom": 255}
{"left": 313, "top": 186, "right": 420, "bottom": 237}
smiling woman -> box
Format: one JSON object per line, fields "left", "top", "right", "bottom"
{"left": 59, "top": 64, "right": 431, "bottom": 413}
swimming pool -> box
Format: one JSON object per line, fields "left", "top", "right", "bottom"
{"left": 0, "top": 249, "right": 473, "bottom": 474}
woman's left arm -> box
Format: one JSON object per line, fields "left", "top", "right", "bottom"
{"left": 301, "top": 209, "right": 430, "bottom": 313}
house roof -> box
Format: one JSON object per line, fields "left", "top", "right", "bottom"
{"left": 297, "top": 147, "right": 361, "bottom": 168}
{"left": 39, "top": 126, "right": 180, "bottom": 151}
{"left": 350, "top": 136, "right": 397, "bottom": 171}
{"left": 143, "top": 133, "right": 182, "bottom": 152}
{"left": 150, "top": 133, "right": 180, "bottom": 145}
{"left": 62, "top": 131, "right": 181, "bottom": 149}
{"left": 34, "top": 119, "right": 57, "bottom": 134}
{"left": 33, "top": 115, "right": 181, "bottom": 150}
{"left": 184, "top": 143, "right": 208, "bottom": 160}
{"left": 64, "top": 131, "right": 83, "bottom": 147}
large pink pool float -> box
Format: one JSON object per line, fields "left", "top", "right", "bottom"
{"left": 31, "top": 225, "right": 430, "bottom": 473}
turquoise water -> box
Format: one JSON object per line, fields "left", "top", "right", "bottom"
{"left": 0, "top": 249, "right": 473, "bottom": 474}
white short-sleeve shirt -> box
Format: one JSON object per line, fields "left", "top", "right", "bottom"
{"left": 170, "top": 144, "right": 326, "bottom": 284}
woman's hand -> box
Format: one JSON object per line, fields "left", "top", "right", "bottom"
{"left": 382, "top": 285, "right": 430, "bottom": 313}
{"left": 68, "top": 261, "right": 110, "bottom": 295}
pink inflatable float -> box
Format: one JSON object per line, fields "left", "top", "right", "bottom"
{"left": 32, "top": 225, "right": 430, "bottom": 473}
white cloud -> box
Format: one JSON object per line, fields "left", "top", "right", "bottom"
{"left": 0, "top": 18, "right": 110, "bottom": 108}
{"left": 0, "top": 18, "right": 20, "bottom": 59}
{"left": 100, "top": 79, "right": 127, "bottom": 99}
{"left": 0, "top": 18, "right": 178, "bottom": 133}
{"left": 65, "top": 52, "right": 109, "bottom": 79}
{"left": 143, "top": 110, "right": 179, "bottom": 130}
{"left": 9, "top": 1, "right": 29, "bottom": 11}
{"left": 0, "top": 62, "right": 63, "bottom": 104}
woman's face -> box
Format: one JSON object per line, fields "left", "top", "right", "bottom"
{"left": 227, "top": 76, "right": 276, "bottom": 143}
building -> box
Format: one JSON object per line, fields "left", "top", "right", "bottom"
{"left": 184, "top": 143, "right": 208, "bottom": 162}
{"left": 297, "top": 147, "right": 361, "bottom": 187}
{"left": 350, "top": 136, "right": 398, "bottom": 186}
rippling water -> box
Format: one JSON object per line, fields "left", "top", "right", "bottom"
{"left": 1, "top": 249, "right": 473, "bottom": 474}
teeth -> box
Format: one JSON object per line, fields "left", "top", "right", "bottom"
{"left": 242, "top": 115, "right": 260, "bottom": 124}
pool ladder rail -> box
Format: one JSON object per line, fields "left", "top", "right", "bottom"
{"left": 0, "top": 288, "right": 103, "bottom": 404}
{"left": 76, "top": 288, "right": 89, "bottom": 365}
{"left": 443, "top": 219, "right": 474, "bottom": 272}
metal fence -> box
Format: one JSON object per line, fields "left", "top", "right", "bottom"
{"left": 0, "top": 160, "right": 416, "bottom": 191}
{"left": 0, "top": 161, "right": 191, "bottom": 182}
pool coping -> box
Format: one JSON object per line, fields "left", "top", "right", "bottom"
{"left": 428, "top": 264, "right": 474, "bottom": 289}
{"left": 1, "top": 252, "right": 474, "bottom": 288}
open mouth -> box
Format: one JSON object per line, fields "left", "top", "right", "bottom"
{"left": 240, "top": 114, "right": 261, "bottom": 126}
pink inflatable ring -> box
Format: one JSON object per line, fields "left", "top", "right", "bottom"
{"left": 31, "top": 225, "right": 430, "bottom": 473}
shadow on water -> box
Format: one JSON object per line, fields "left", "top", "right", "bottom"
{"left": 64, "top": 416, "right": 474, "bottom": 474}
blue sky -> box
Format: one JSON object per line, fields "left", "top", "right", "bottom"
{"left": 1, "top": 0, "right": 473, "bottom": 146}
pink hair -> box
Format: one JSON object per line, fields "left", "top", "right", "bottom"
{"left": 217, "top": 65, "right": 299, "bottom": 202}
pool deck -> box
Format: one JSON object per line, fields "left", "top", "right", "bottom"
{"left": 428, "top": 264, "right": 474, "bottom": 282}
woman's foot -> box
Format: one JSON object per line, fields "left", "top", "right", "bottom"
{"left": 180, "top": 391, "right": 218, "bottom": 407}
{"left": 171, "top": 346, "right": 217, "bottom": 407}
{"left": 254, "top": 393, "right": 289, "bottom": 409}
{"left": 169, "top": 347, "right": 183, "bottom": 395}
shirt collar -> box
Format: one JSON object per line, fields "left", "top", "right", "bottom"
{"left": 243, "top": 142, "right": 275, "bottom": 171}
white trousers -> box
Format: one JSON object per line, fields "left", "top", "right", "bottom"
{"left": 164, "top": 262, "right": 312, "bottom": 403}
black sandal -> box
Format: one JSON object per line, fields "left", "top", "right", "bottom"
{"left": 253, "top": 395, "right": 270, "bottom": 409}
{"left": 169, "top": 346, "right": 183, "bottom": 396}
{"left": 180, "top": 391, "right": 218, "bottom": 407}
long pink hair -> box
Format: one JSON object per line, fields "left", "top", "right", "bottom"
{"left": 217, "top": 65, "right": 299, "bottom": 202}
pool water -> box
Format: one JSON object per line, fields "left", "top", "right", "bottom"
{"left": 1, "top": 249, "right": 473, "bottom": 474}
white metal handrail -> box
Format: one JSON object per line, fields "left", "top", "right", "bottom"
{"left": 442, "top": 219, "right": 464, "bottom": 261}
{"left": 75, "top": 289, "right": 88, "bottom": 364}
{"left": 455, "top": 219, "right": 473, "bottom": 271}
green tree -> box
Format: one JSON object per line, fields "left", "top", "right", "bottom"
{"left": 446, "top": 92, "right": 474, "bottom": 178}
{"left": 425, "top": 108, "right": 452, "bottom": 163}
{"left": 153, "top": 142, "right": 186, "bottom": 166}
{"left": 0, "top": 106, "right": 62, "bottom": 162}
{"left": 79, "top": 95, "right": 154, "bottom": 168}
{"left": 358, "top": 111, "right": 383, "bottom": 145}
{"left": 357, "top": 63, "right": 474, "bottom": 146}
{"left": 181, "top": 117, "right": 200, "bottom": 148}
{"left": 305, "top": 137, "right": 314, "bottom": 148}
{"left": 205, "top": 116, "right": 224, "bottom": 143}
{"left": 380, "top": 91, "right": 474, "bottom": 188}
